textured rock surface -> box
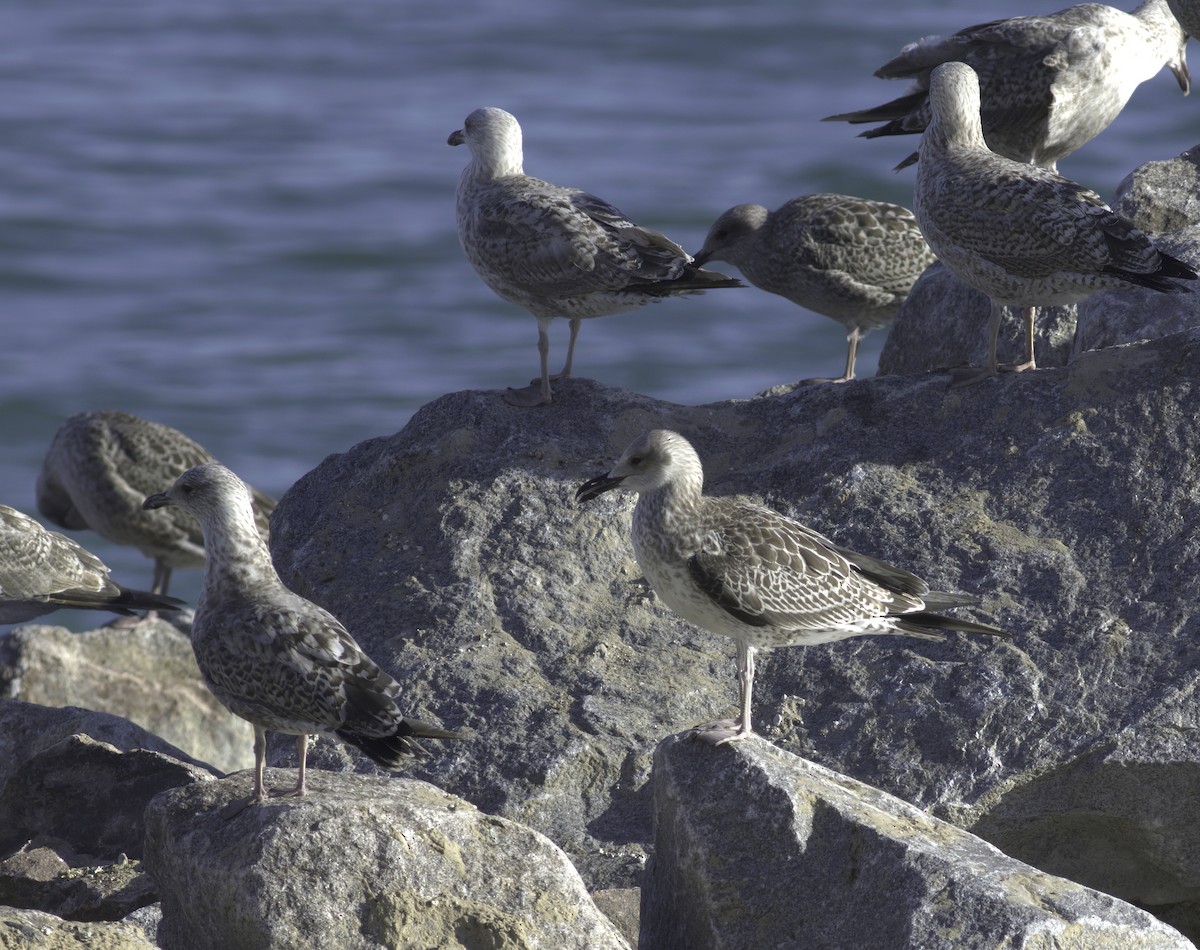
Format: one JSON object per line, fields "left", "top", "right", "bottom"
{"left": 641, "top": 733, "right": 1192, "bottom": 949}
{"left": 0, "top": 619, "right": 252, "bottom": 774}
{"left": 144, "top": 770, "right": 630, "bottom": 950}
{"left": 267, "top": 326, "right": 1200, "bottom": 944}
{"left": 0, "top": 905, "right": 156, "bottom": 949}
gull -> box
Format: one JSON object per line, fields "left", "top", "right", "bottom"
{"left": 37, "top": 410, "right": 276, "bottom": 599}
{"left": 576, "top": 430, "right": 1008, "bottom": 745}
{"left": 449, "top": 106, "right": 742, "bottom": 407}
{"left": 913, "top": 61, "right": 1195, "bottom": 386}
{"left": 143, "top": 463, "right": 460, "bottom": 815}
{"left": 825, "top": 0, "right": 1190, "bottom": 172}
{"left": 693, "top": 194, "right": 935, "bottom": 383}
{"left": 0, "top": 505, "right": 184, "bottom": 625}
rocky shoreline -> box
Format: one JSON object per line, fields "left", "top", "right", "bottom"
{"left": 5, "top": 148, "right": 1200, "bottom": 947}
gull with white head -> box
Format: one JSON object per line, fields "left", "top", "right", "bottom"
{"left": 577, "top": 430, "right": 1008, "bottom": 745}
{"left": 144, "top": 463, "right": 460, "bottom": 815}
{"left": 449, "top": 106, "right": 742, "bottom": 407}
{"left": 913, "top": 61, "right": 1195, "bottom": 386}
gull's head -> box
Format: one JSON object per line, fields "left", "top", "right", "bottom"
{"left": 1169, "top": 37, "right": 1191, "bottom": 96}
{"left": 924, "top": 61, "right": 986, "bottom": 151}
{"left": 576, "top": 430, "right": 702, "bottom": 502}
{"left": 143, "top": 462, "right": 254, "bottom": 525}
{"left": 448, "top": 106, "right": 524, "bottom": 178}
{"left": 693, "top": 204, "right": 770, "bottom": 267}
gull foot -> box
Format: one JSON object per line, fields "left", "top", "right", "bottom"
{"left": 998, "top": 360, "right": 1036, "bottom": 374}
{"left": 800, "top": 375, "right": 853, "bottom": 385}
{"left": 502, "top": 384, "right": 550, "bottom": 408}
{"left": 688, "top": 718, "right": 754, "bottom": 746}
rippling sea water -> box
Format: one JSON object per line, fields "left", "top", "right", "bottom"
{"left": 2, "top": 0, "right": 1195, "bottom": 615}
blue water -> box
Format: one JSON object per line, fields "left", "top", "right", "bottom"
{"left": 2, "top": 0, "right": 1196, "bottom": 614}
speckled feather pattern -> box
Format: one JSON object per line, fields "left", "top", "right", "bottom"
{"left": 147, "top": 463, "right": 453, "bottom": 763}
{"left": 694, "top": 194, "right": 935, "bottom": 333}
{"left": 828, "top": 0, "right": 1189, "bottom": 171}
{"left": 0, "top": 504, "right": 173, "bottom": 623}
{"left": 36, "top": 411, "right": 275, "bottom": 574}
{"left": 593, "top": 430, "right": 998, "bottom": 651}
{"left": 913, "top": 62, "right": 1194, "bottom": 307}
{"left": 452, "top": 106, "right": 738, "bottom": 321}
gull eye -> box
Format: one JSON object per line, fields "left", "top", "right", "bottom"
{"left": 628, "top": 456, "right": 643, "bottom": 466}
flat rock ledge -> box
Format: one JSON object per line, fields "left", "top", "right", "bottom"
{"left": 143, "top": 770, "right": 630, "bottom": 950}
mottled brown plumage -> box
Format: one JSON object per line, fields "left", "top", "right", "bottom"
{"left": 577, "top": 430, "right": 1007, "bottom": 744}
{"left": 143, "top": 463, "right": 459, "bottom": 813}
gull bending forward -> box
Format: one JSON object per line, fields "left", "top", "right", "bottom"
{"left": 826, "top": 0, "right": 1189, "bottom": 171}
{"left": 450, "top": 106, "right": 742, "bottom": 407}
{"left": 913, "top": 61, "right": 1195, "bottom": 386}
{"left": 577, "top": 429, "right": 1008, "bottom": 745}
{"left": 144, "top": 463, "right": 459, "bottom": 815}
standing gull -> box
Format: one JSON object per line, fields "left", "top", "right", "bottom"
{"left": 0, "top": 505, "right": 184, "bottom": 624}
{"left": 913, "top": 61, "right": 1195, "bottom": 386}
{"left": 143, "top": 463, "right": 460, "bottom": 814}
{"left": 692, "top": 194, "right": 935, "bottom": 383}
{"left": 37, "top": 411, "right": 276, "bottom": 599}
{"left": 825, "top": 0, "right": 1189, "bottom": 171}
{"left": 449, "top": 106, "right": 742, "bottom": 407}
{"left": 576, "top": 430, "right": 1008, "bottom": 745}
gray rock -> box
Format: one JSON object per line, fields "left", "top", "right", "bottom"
{"left": 0, "top": 905, "right": 157, "bottom": 950}
{"left": 266, "top": 327, "right": 1200, "bottom": 945}
{"left": 0, "top": 731, "right": 213, "bottom": 860}
{"left": 143, "top": 769, "right": 630, "bottom": 950}
{"left": 0, "top": 845, "right": 155, "bottom": 923}
{"left": 0, "top": 618, "right": 253, "bottom": 775}
{"left": 641, "top": 733, "right": 1192, "bottom": 949}
{"left": 1072, "top": 145, "right": 1200, "bottom": 357}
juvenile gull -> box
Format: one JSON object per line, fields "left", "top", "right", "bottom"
{"left": 449, "top": 106, "right": 743, "bottom": 407}
{"left": 692, "top": 194, "right": 936, "bottom": 383}
{"left": 143, "top": 463, "right": 460, "bottom": 814}
{"left": 37, "top": 411, "right": 276, "bottom": 599}
{"left": 576, "top": 430, "right": 1008, "bottom": 745}
{"left": 0, "top": 505, "right": 184, "bottom": 624}
{"left": 825, "top": 0, "right": 1189, "bottom": 171}
{"left": 913, "top": 61, "right": 1196, "bottom": 386}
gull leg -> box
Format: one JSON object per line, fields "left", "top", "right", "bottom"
{"left": 222, "top": 724, "right": 271, "bottom": 819}
{"left": 951, "top": 300, "right": 1005, "bottom": 387}
{"left": 1000, "top": 306, "right": 1037, "bottom": 373}
{"left": 802, "top": 327, "right": 860, "bottom": 385}
{"left": 550, "top": 318, "right": 581, "bottom": 380}
{"left": 271, "top": 734, "right": 309, "bottom": 799}
{"left": 505, "top": 317, "right": 553, "bottom": 407}
{"left": 691, "top": 641, "right": 757, "bottom": 745}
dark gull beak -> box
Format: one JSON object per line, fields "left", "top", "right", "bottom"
{"left": 691, "top": 248, "right": 713, "bottom": 267}
{"left": 576, "top": 473, "right": 625, "bottom": 503}
{"left": 448, "top": 129, "right": 465, "bottom": 146}
{"left": 1173, "top": 58, "right": 1191, "bottom": 95}
{"left": 143, "top": 492, "right": 172, "bottom": 511}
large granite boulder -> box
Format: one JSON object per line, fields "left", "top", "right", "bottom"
{"left": 641, "top": 733, "right": 1191, "bottom": 949}
{"left": 0, "top": 619, "right": 252, "bottom": 774}
{"left": 267, "top": 326, "right": 1200, "bottom": 944}
{"left": 0, "top": 906, "right": 156, "bottom": 950}
{"left": 143, "top": 770, "right": 630, "bottom": 950}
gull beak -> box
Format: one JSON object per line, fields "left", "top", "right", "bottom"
{"left": 576, "top": 473, "right": 625, "bottom": 503}
{"left": 143, "top": 491, "right": 172, "bottom": 511}
{"left": 1172, "top": 57, "right": 1191, "bottom": 95}
{"left": 448, "top": 129, "right": 465, "bottom": 146}
{"left": 691, "top": 248, "right": 713, "bottom": 267}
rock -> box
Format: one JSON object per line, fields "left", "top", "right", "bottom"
{"left": 0, "top": 618, "right": 253, "bottom": 774}
{"left": 640, "top": 734, "right": 1192, "bottom": 949}
{"left": 0, "top": 905, "right": 156, "bottom": 949}
{"left": 1072, "top": 145, "right": 1200, "bottom": 357}
{"left": 0, "top": 845, "right": 155, "bottom": 923}
{"left": 266, "top": 328, "right": 1200, "bottom": 944}
{"left": 0, "top": 731, "right": 213, "bottom": 860}
{"left": 143, "top": 769, "right": 630, "bottom": 950}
